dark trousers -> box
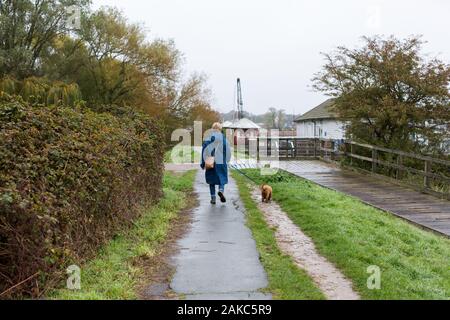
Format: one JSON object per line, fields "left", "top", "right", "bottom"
{"left": 209, "top": 184, "right": 225, "bottom": 198}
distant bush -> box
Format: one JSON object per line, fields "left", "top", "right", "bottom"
{"left": 0, "top": 94, "right": 164, "bottom": 298}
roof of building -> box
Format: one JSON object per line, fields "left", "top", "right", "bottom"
{"left": 222, "top": 121, "right": 233, "bottom": 128}
{"left": 223, "top": 118, "right": 261, "bottom": 129}
{"left": 294, "top": 98, "right": 337, "bottom": 122}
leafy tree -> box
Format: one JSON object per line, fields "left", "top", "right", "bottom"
{"left": 277, "top": 109, "right": 287, "bottom": 129}
{"left": 189, "top": 102, "right": 220, "bottom": 132}
{"left": 69, "top": 7, "right": 181, "bottom": 108}
{"left": 313, "top": 36, "right": 450, "bottom": 154}
{"left": 0, "top": 0, "right": 90, "bottom": 78}
{"left": 156, "top": 74, "right": 220, "bottom": 139}
{"left": 0, "top": 3, "right": 219, "bottom": 143}
{"left": 0, "top": 76, "right": 81, "bottom": 105}
{"left": 264, "top": 107, "right": 277, "bottom": 129}
{"left": 264, "top": 107, "right": 287, "bottom": 129}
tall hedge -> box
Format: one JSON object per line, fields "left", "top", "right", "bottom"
{"left": 0, "top": 94, "right": 164, "bottom": 297}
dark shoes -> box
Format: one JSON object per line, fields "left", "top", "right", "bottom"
{"left": 218, "top": 192, "right": 226, "bottom": 203}
{"left": 210, "top": 192, "right": 225, "bottom": 205}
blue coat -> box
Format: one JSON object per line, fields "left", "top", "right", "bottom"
{"left": 201, "top": 132, "right": 231, "bottom": 186}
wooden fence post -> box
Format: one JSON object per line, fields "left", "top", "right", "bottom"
{"left": 331, "top": 140, "right": 335, "bottom": 161}
{"left": 424, "top": 160, "right": 431, "bottom": 189}
{"left": 314, "top": 139, "right": 317, "bottom": 158}
{"left": 320, "top": 140, "right": 323, "bottom": 159}
{"left": 372, "top": 149, "right": 377, "bottom": 173}
{"left": 396, "top": 155, "right": 402, "bottom": 180}
{"left": 257, "top": 138, "right": 260, "bottom": 161}
{"left": 350, "top": 143, "right": 353, "bottom": 166}
{"left": 294, "top": 140, "right": 298, "bottom": 159}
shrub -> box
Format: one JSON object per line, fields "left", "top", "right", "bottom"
{"left": 0, "top": 94, "right": 165, "bottom": 298}
{"left": 0, "top": 77, "right": 83, "bottom": 107}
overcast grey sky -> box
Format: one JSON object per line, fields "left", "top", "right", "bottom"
{"left": 93, "top": 0, "right": 450, "bottom": 115}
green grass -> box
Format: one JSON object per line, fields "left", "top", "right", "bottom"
{"left": 164, "top": 146, "right": 199, "bottom": 164}
{"left": 232, "top": 171, "right": 325, "bottom": 300}
{"left": 237, "top": 169, "right": 450, "bottom": 300}
{"left": 50, "top": 170, "right": 197, "bottom": 300}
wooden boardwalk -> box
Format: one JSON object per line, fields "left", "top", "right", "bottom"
{"left": 278, "top": 161, "right": 450, "bottom": 237}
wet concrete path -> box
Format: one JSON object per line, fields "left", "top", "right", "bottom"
{"left": 170, "top": 170, "right": 271, "bottom": 300}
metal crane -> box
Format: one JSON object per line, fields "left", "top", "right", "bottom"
{"left": 236, "top": 78, "right": 244, "bottom": 120}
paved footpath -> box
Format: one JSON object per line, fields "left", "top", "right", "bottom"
{"left": 170, "top": 170, "right": 271, "bottom": 300}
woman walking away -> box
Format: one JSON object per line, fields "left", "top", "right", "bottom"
{"left": 201, "top": 123, "right": 231, "bottom": 205}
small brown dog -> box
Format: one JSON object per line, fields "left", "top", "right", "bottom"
{"left": 261, "top": 184, "right": 273, "bottom": 203}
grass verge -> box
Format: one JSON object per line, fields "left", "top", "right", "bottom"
{"left": 49, "top": 170, "right": 197, "bottom": 300}
{"left": 238, "top": 169, "right": 450, "bottom": 300}
{"left": 232, "top": 171, "right": 325, "bottom": 300}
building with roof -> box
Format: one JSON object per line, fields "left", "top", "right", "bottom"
{"left": 222, "top": 118, "right": 261, "bottom": 144}
{"left": 222, "top": 120, "right": 234, "bottom": 128}
{"left": 294, "top": 99, "right": 346, "bottom": 140}
{"left": 223, "top": 118, "right": 261, "bottom": 130}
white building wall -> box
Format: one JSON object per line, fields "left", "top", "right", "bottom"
{"left": 296, "top": 119, "right": 346, "bottom": 140}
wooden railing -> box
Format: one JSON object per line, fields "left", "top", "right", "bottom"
{"left": 237, "top": 137, "right": 342, "bottom": 160}
{"left": 236, "top": 137, "right": 450, "bottom": 199}
{"left": 237, "top": 138, "right": 326, "bottom": 159}
{"left": 341, "top": 141, "right": 450, "bottom": 199}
